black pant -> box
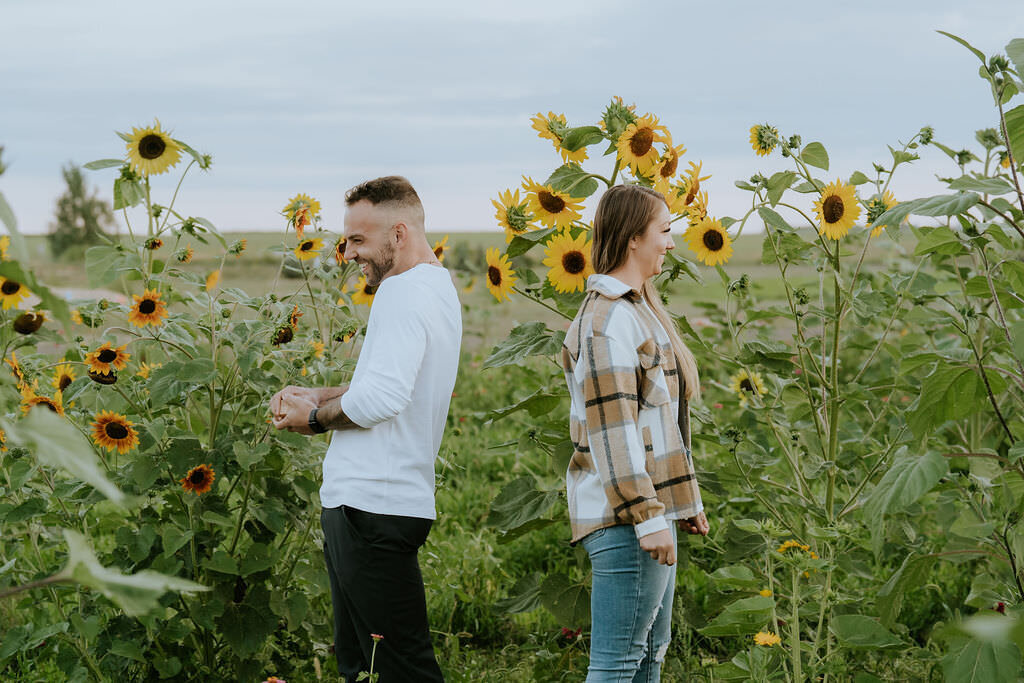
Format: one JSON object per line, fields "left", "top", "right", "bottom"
{"left": 321, "top": 505, "right": 444, "bottom": 682}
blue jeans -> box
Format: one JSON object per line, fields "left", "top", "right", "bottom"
{"left": 582, "top": 524, "right": 677, "bottom": 682}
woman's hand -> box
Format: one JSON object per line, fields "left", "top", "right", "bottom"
{"left": 638, "top": 528, "right": 676, "bottom": 566}
{"left": 678, "top": 511, "right": 710, "bottom": 536}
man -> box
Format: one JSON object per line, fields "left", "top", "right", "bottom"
{"left": 270, "top": 176, "right": 461, "bottom": 682}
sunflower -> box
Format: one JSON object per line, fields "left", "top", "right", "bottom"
{"left": 813, "top": 180, "right": 861, "bottom": 240}
{"left": 89, "top": 369, "right": 118, "bottom": 385}
{"left": 6, "top": 352, "right": 26, "bottom": 388}
{"left": 52, "top": 363, "right": 76, "bottom": 392}
{"left": 311, "top": 340, "right": 325, "bottom": 358}
{"left": 334, "top": 236, "right": 348, "bottom": 265}
{"left": 0, "top": 429, "right": 6, "bottom": 452}
{"left": 484, "top": 248, "right": 516, "bottom": 302}
{"left": 0, "top": 278, "right": 31, "bottom": 310}
{"left": 616, "top": 114, "right": 670, "bottom": 175}
{"left": 749, "top": 124, "right": 779, "bottom": 157}
{"left": 205, "top": 270, "right": 221, "bottom": 292}
{"left": 680, "top": 161, "right": 711, "bottom": 207}
{"left": 351, "top": 276, "right": 377, "bottom": 307}
{"left": 128, "top": 289, "right": 168, "bottom": 328}
{"left": 542, "top": 230, "right": 594, "bottom": 294}
{"left": 228, "top": 239, "right": 246, "bottom": 257}
{"left": 529, "top": 112, "right": 587, "bottom": 163}
{"left": 1001, "top": 152, "right": 1012, "bottom": 169}
{"left": 294, "top": 238, "right": 323, "bottom": 261}
{"left": 521, "top": 177, "right": 584, "bottom": 230}
{"left": 20, "top": 383, "right": 64, "bottom": 416}
{"left": 136, "top": 362, "right": 161, "bottom": 379}
{"left": 86, "top": 342, "right": 131, "bottom": 376}
{"left": 492, "top": 189, "right": 535, "bottom": 243}
{"left": 866, "top": 190, "right": 898, "bottom": 237}
{"left": 125, "top": 120, "right": 182, "bottom": 176}
{"left": 283, "top": 193, "right": 321, "bottom": 239}
{"left": 0, "top": 235, "right": 9, "bottom": 260}
{"left": 754, "top": 632, "right": 781, "bottom": 647}
{"left": 729, "top": 368, "right": 766, "bottom": 406}
{"left": 13, "top": 311, "right": 44, "bottom": 334}
{"left": 432, "top": 235, "right": 449, "bottom": 262}
{"left": 272, "top": 325, "right": 294, "bottom": 346}
{"left": 144, "top": 237, "right": 163, "bottom": 250}
{"left": 685, "top": 190, "right": 710, "bottom": 228}
{"left": 684, "top": 217, "right": 734, "bottom": 266}
{"left": 181, "top": 464, "right": 216, "bottom": 495}
{"left": 91, "top": 410, "right": 139, "bottom": 454}
{"left": 288, "top": 305, "right": 302, "bottom": 329}
{"left": 175, "top": 245, "right": 194, "bottom": 263}
{"left": 649, "top": 139, "right": 687, "bottom": 191}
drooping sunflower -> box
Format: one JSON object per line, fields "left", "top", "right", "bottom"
{"left": 288, "top": 305, "right": 302, "bottom": 329}
{"left": 521, "top": 177, "right": 583, "bottom": 230}
{"left": 89, "top": 369, "right": 118, "bottom": 385}
{"left": 294, "top": 238, "right": 323, "bottom": 261}
{"left": 649, "top": 139, "right": 687, "bottom": 192}
{"left": 432, "top": 235, "right": 449, "bottom": 262}
{"left": 91, "top": 410, "right": 139, "bottom": 454}
{"left": 125, "top": 120, "right": 182, "bottom": 176}
{"left": 484, "top": 247, "right": 516, "bottom": 302}
{"left": 144, "top": 237, "right": 163, "bottom": 250}
{"left": 13, "top": 311, "right": 44, "bottom": 334}
{"left": 685, "top": 190, "right": 710, "bottom": 228}
{"left": 492, "top": 189, "right": 536, "bottom": 243}
{"left": 684, "top": 217, "right": 734, "bottom": 266}
{"left": 0, "top": 278, "right": 31, "bottom": 310}
{"left": 52, "top": 363, "right": 76, "bottom": 392}
{"left": 729, "top": 368, "right": 766, "bottom": 406}
{"left": 181, "top": 463, "right": 216, "bottom": 495}
{"left": 542, "top": 230, "right": 594, "bottom": 294}
{"left": 6, "top": 352, "right": 26, "bottom": 389}
{"left": 20, "top": 383, "right": 65, "bottom": 416}
{"left": 283, "top": 193, "right": 321, "bottom": 238}
{"left": 616, "top": 114, "right": 670, "bottom": 174}
{"left": 813, "top": 180, "right": 861, "bottom": 240}
{"left": 334, "top": 236, "right": 348, "bottom": 265}
{"left": 228, "top": 239, "right": 247, "bottom": 257}
{"left": 0, "top": 429, "right": 6, "bottom": 452}
{"left": 529, "top": 112, "right": 588, "bottom": 164}
{"left": 86, "top": 342, "right": 131, "bottom": 376}
{"left": 0, "top": 235, "right": 9, "bottom": 260}
{"left": 175, "top": 245, "right": 194, "bottom": 263}
{"left": 128, "top": 289, "right": 168, "bottom": 328}
{"left": 680, "top": 161, "right": 711, "bottom": 207}
{"left": 749, "top": 123, "right": 779, "bottom": 157}
{"left": 351, "top": 276, "right": 376, "bottom": 306}
{"left": 205, "top": 270, "right": 221, "bottom": 292}
{"left": 865, "top": 190, "right": 898, "bottom": 237}
{"left": 136, "top": 362, "right": 161, "bottom": 379}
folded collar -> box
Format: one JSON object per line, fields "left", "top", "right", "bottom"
{"left": 587, "top": 273, "right": 642, "bottom": 301}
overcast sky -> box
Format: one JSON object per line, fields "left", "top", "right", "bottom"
{"left": 3, "top": 0, "right": 1023, "bottom": 236}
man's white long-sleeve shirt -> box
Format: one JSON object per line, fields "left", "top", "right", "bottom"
{"left": 320, "top": 263, "right": 462, "bottom": 519}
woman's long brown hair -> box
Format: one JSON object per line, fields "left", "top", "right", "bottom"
{"left": 592, "top": 184, "right": 700, "bottom": 401}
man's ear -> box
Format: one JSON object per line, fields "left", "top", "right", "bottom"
{"left": 393, "top": 222, "right": 407, "bottom": 244}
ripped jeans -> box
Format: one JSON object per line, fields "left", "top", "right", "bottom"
{"left": 582, "top": 524, "right": 677, "bottom": 682}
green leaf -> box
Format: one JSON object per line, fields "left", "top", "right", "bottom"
{"left": 801, "top": 142, "right": 829, "bottom": 171}
{"left": 1010, "top": 320, "right": 1024, "bottom": 365}
{"left": 203, "top": 549, "right": 239, "bottom": 575}
{"left": 487, "top": 389, "right": 564, "bottom": 422}
{"left": 875, "top": 193, "right": 980, "bottom": 229}
{"left": 890, "top": 146, "right": 919, "bottom": 165}
{"left": 937, "top": 30, "right": 988, "bottom": 64}
{"left": 864, "top": 450, "right": 947, "bottom": 523}
{"left": 113, "top": 176, "right": 145, "bottom": 210}
{"left": 949, "top": 176, "right": 1015, "bottom": 194}
{"left": 709, "top": 565, "right": 763, "bottom": 591}
{"left": 942, "top": 637, "right": 1021, "bottom": 683}
{"left": 161, "top": 527, "right": 194, "bottom": 558}
{"left": 545, "top": 163, "right": 599, "bottom": 199}
{"left": 761, "top": 229, "right": 813, "bottom": 266}
{"left": 908, "top": 363, "right": 1007, "bottom": 437}
{"left": 539, "top": 573, "right": 590, "bottom": 627}
{"left": 108, "top": 639, "right": 147, "bottom": 663}
{"left": 1004, "top": 104, "right": 1024, "bottom": 166}
{"left": 233, "top": 441, "right": 270, "bottom": 470}
{"left": 83, "top": 159, "right": 125, "bottom": 170}
{"left": 1002, "top": 261, "right": 1024, "bottom": 294}
{"left": 3, "top": 409, "right": 125, "bottom": 504}
{"left": 876, "top": 553, "right": 936, "bottom": 627}
{"left": 699, "top": 595, "right": 774, "bottom": 636}
{"left": 914, "top": 226, "right": 967, "bottom": 257}
{"left": 484, "top": 322, "right": 566, "bottom": 369}
{"left": 486, "top": 476, "right": 560, "bottom": 533}
{"left": 240, "top": 543, "right": 275, "bottom": 576}
{"left": 830, "top": 615, "right": 903, "bottom": 649}
{"left": 561, "top": 126, "right": 604, "bottom": 152}
{"left": 506, "top": 226, "right": 557, "bottom": 259}
{"left": 5, "top": 497, "right": 48, "bottom": 523}
{"left": 84, "top": 244, "right": 127, "bottom": 287}
{"left": 173, "top": 138, "right": 205, "bottom": 167}
{"left": 60, "top": 529, "right": 208, "bottom": 616}
{"left": 216, "top": 602, "right": 277, "bottom": 657}
{"left": 849, "top": 171, "right": 870, "bottom": 185}
{"left": 495, "top": 573, "right": 542, "bottom": 614}
{"left": 1007, "top": 39, "right": 1024, "bottom": 79}
{"left": 765, "top": 171, "right": 796, "bottom": 207}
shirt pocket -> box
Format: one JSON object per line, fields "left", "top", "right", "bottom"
{"left": 636, "top": 338, "right": 671, "bottom": 408}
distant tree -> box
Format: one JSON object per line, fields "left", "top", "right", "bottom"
{"left": 48, "top": 163, "right": 114, "bottom": 259}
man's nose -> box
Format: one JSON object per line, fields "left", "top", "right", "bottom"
{"left": 344, "top": 243, "right": 356, "bottom": 261}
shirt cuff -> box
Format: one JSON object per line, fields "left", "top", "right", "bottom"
{"left": 339, "top": 390, "right": 372, "bottom": 429}
{"left": 634, "top": 515, "right": 669, "bottom": 539}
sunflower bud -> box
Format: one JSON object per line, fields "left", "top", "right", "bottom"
{"left": 13, "top": 312, "right": 44, "bottom": 334}
{"left": 89, "top": 369, "right": 117, "bottom": 385}
{"left": 228, "top": 239, "right": 247, "bottom": 256}
{"left": 150, "top": 204, "right": 164, "bottom": 220}
{"left": 199, "top": 154, "right": 214, "bottom": 170}
{"left": 118, "top": 165, "right": 140, "bottom": 182}
{"left": 601, "top": 96, "right": 638, "bottom": 141}
{"left": 144, "top": 237, "right": 163, "bottom": 250}
{"left": 955, "top": 149, "right": 973, "bottom": 166}
{"left": 976, "top": 128, "right": 1001, "bottom": 150}
{"left": 918, "top": 126, "right": 934, "bottom": 145}
{"left": 989, "top": 55, "right": 1010, "bottom": 73}
{"left": 174, "top": 246, "right": 194, "bottom": 263}
{"left": 788, "top": 135, "right": 802, "bottom": 149}
{"left": 794, "top": 288, "right": 809, "bottom": 305}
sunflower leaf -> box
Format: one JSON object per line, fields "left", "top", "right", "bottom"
{"left": 914, "top": 226, "right": 968, "bottom": 256}
{"left": 765, "top": 171, "right": 796, "bottom": 207}
{"left": 907, "top": 362, "right": 1006, "bottom": 437}
{"left": 83, "top": 159, "right": 124, "bottom": 170}
{"left": 484, "top": 322, "right": 565, "bottom": 369}
{"left": 801, "top": 142, "right": 829, "bottom": 171}
{"left": 937, "top": 30, "right": 988, "bottom": 65}
{"left": 875, "top": 193, "right": 980, "bottom": 229}
{"left": 849, "top": 171, "right": 870, "bottom": 185}
{"left": 1002, "top": 104, "right": 1024, "bottom": 166}
{"left": 545, "top": 164, "right": 598, "bottom": 199}
{"left": 173, "top": 139, "right": 205, "bottom": 167}
{"left": 113, "top": 177, "right": 144, "bottom": 209}
{"left": 948, "top": 176, "right": 1014, "bottom": 194}
{"left": 560, "top": 126, "right": 604, "bottom": 153}
{"left": 1007, "top": 39, "right": 1024, "bottom": 79}
{"left": 539, "top": 573, "right": 590, "bottom": 628}
{"left": 830, "top": 615, "right": 904, "bottom": 649}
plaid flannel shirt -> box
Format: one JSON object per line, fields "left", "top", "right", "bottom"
{"left": 561, "top": 274, "right": 703, "bottom": 544}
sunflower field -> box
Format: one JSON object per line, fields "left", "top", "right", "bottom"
{"left": 2, "top": 30, "right": 1024, "bottom": 682}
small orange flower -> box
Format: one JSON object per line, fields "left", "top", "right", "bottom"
{"left": 181, "top": 464, "right": 216, "bottom": 495}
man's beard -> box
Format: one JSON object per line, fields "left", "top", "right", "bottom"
{"left": 363, "top": 239, "right": 395, "bottom": 287}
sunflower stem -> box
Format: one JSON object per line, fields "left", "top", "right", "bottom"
{"left": 995, "top": 93, "right": 1024, "bottom": 218}
{"left": 229, "top": 471, "right": 253, "bottom": 556}
{"left": 512, "top": 285, "right": 572, "bottom": 320}
{"left": 609, "top": 158, "right": 621, "bottom": 187}
{"left": 158, "top": 159, "right": 195, "bottom": 234}
{"left": 824, "top": 249, "right": 841, "bottom": 521}
{"left": 790, "top": 567, "right": 803, "bottom": 683}
{"left": 298, "top": 253, "right": 325, "bottom": 338}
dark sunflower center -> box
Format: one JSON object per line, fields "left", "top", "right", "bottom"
{"left": 562, "top": 251, "right": 586, "bottom": 275}
{"left": 363, "top": 284, "right": 375, "bottom": 295}
{"left": 686, "top": 180, "right": 700, "bottom": 205}
{"left": 300, "top": 241, "right": 313, "bottom": 252}
{"left": 538, "top": 191, "right": 566, "bottom": 214}
{"left": 189, "top": 470, "right": 207, "bottom": 485}
{"left": 58, "top": 375, "right": 72, "bottom": 391}
{"left": 702, "top": 229, "right": 724, "bottom": 251}
{"left": 488, "top": 266, "right": 502, "bottom": 286}
{"left": 138, "top": 134, "right": 166, "bottom": 160}
{"left": 660, "top": 156, "right": 678, "bottom": 178}
{"left": 822, "top": 195, "right": 845, "bottom": 224}
{"left": 40, "top": 399, "right": 58, "bottom": 413}
{"left": 2, "top": 281, "right": 21, "bottom": 295}
{"left": 98, "top": 349, "right": 117, "bottom": 363}
{"left": 434, "top": 245, "right": 444, "bottom": 258}
{"left": 105, "top": 422, "right": 129, "bottom": 439}
{"left": 740, "top": 378, "right": 754, "bottom": 393}
{"left": 630, "top": 128, "right": 654, "bottom": 156}
{"left": 139, "top": 299, "right": 156, "bottom": 314}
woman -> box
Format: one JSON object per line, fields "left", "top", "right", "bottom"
{"left": 561, "top": 184, "right": 710, "bottom": 681}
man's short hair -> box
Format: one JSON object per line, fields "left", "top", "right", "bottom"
{"left": 345, "top": 175, "right": 423, "bottom": 215}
